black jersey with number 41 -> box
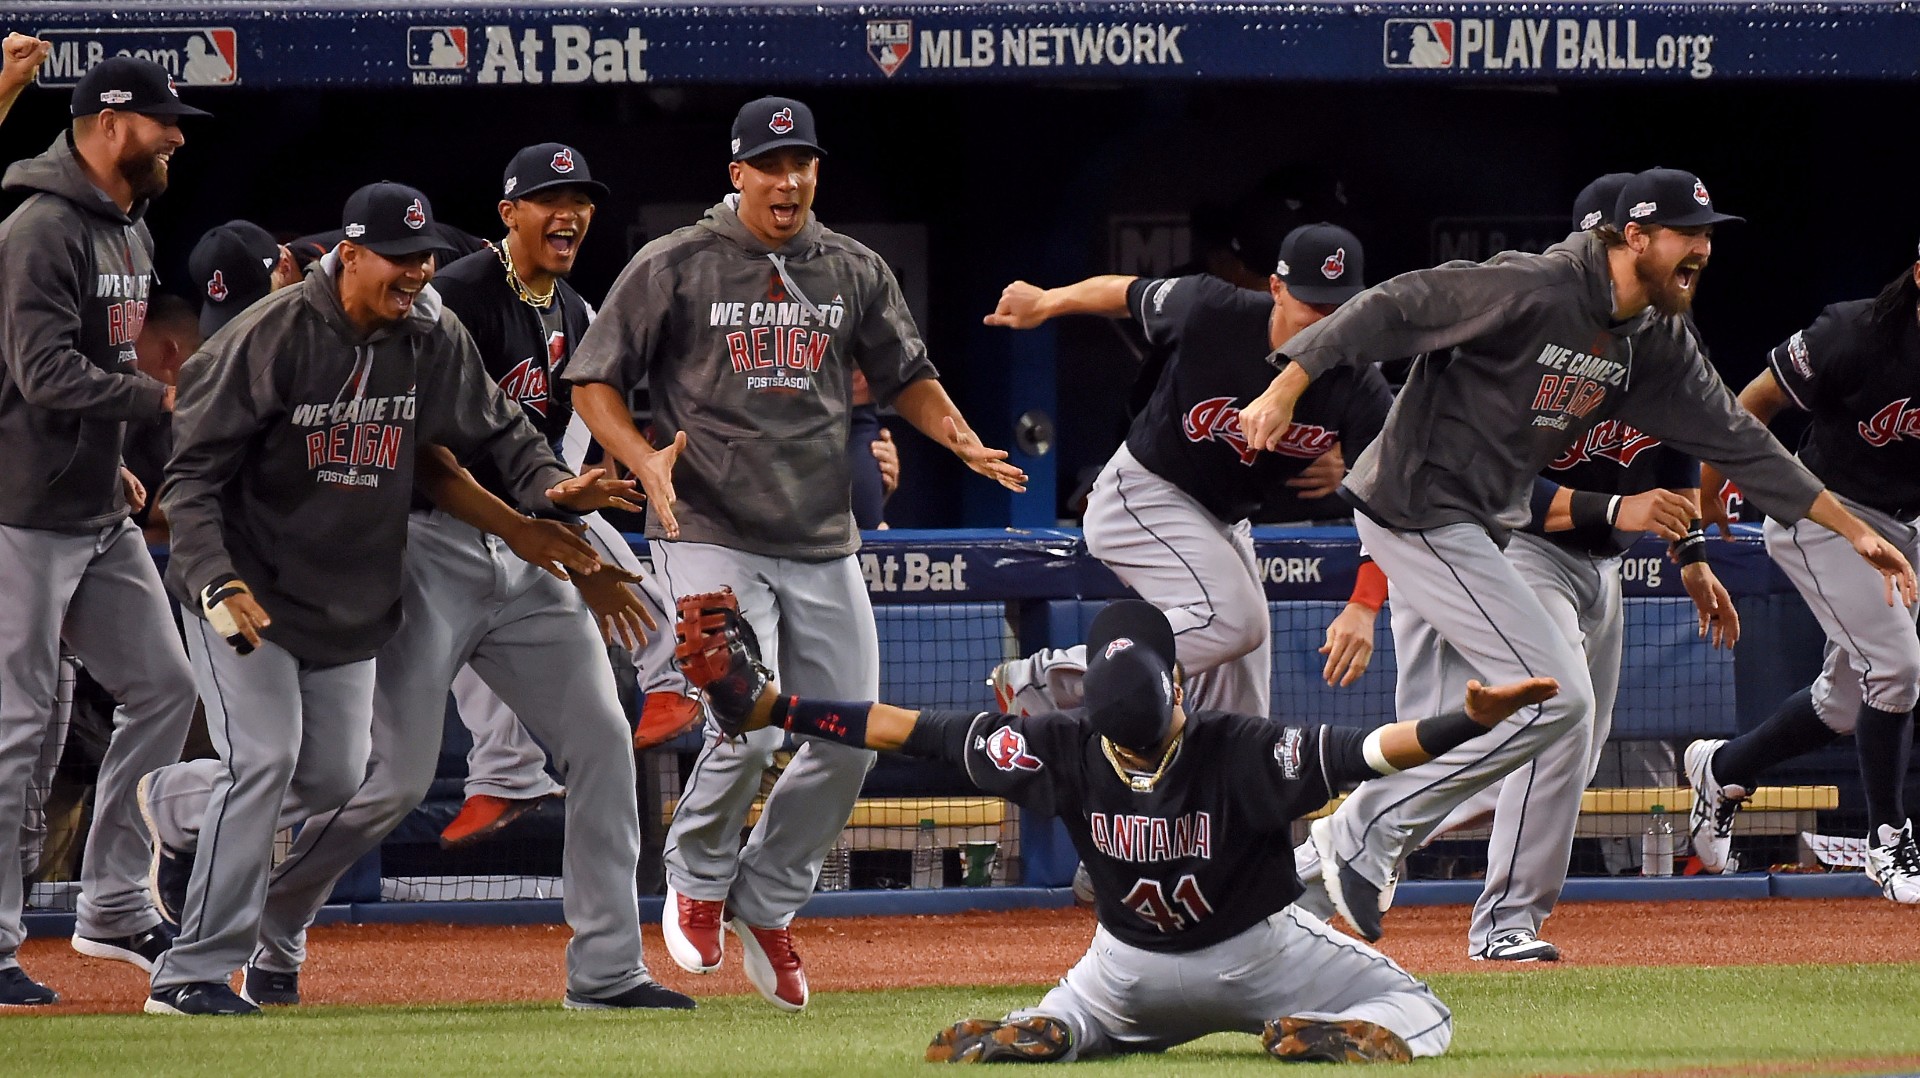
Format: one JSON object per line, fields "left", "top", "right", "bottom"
{"left": 927, "top": 707, "right": 1363, "bottom": 953}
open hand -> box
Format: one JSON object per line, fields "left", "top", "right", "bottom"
{"left": 574, "top": 565, "right": 657, "bottom": 651}
{"left": 944, "top": 416, "right": 1027, "bottom": 493}
{"left": 1319, "top": 602, "right": 1377, "bottom": 687}
{"left": 636, "top": 431, "right": 686, "bottom": 538}
{"left": 1680, "top": 562, "right": 1740, "bottom": 649}
{"left": 547, "top": 467, "right": 644, "bottom": 514}
{"left": 504, "top": 518, "right": 600, "bottom": 580}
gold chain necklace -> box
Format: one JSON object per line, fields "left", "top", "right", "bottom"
{"left": 496, "top": 240, "right": 555, "bottom": 309}
{"left": 1101, "top": 730, "right": 1184, "bottom": 793}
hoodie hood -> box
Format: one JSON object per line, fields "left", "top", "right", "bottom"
{"left": 303, "top": 246, "right": 445, "bottom": 343}
{"left": 1553, "top": 229, "right": 1656, "bottom": 339}
{"left": 1, "top": 133, "right": 144, "bottom": 225}
{"left": 699, "top": 195, "right": 822, "bottom": 257}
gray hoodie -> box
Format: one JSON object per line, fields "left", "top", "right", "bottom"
{"left": 569, "top": 198, "right": 937, "bottom": 560}
{"left": 1279, "top": 231, "right": 1823, "bottom": 539}
{"left": 161, "top": 254, "right": 572, "bottom": 666}
{"left": 0, "top": 134, "right": 171, "bottom": 531}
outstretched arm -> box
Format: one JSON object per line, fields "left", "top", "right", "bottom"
{"left": 981, "top": 276, "right": 1137, "bottom": 328}
{"left": 414, "top": 446, "right": 600, "bottom": 580}
{"left": 1700, "top": 369, "right": 1794, "bottom": 538}
{"left": 1343, "top": 678, "right": 1562, "bottom": 780}
{"left": 890, "top": 378, "right": 1027, "bottom": 493}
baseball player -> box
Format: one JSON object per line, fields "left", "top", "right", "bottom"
{"left": 570, "top": 95, "right": 1024, "bottom": 1011}
{"left": 1236, "top": 167, "right": 1916, "bottom": 942}
{"left": 1685, "top": 242, "right": 1920, "bottom": 901}
{"left": 0, "top": 58, "right": 209, "bottom": 1008}
{"left": 1295, "top": 174, "right": 1741, "bottom": 960}
{"left": 191, "top": 220, "right": 300, "bottom": 337}
{"left": 983, "top": 223, "right": 1394, "bottom": 718}
{"left": 138, "top": 181, "right": 645, "bottom": 1016}
{"left": 677, "top": 592, "right": 1557, "bottom": 1062}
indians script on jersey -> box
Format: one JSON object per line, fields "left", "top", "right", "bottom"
{"left": 498, "top": 330, "right": 566, "bottom": 416}
{"left": 707, "top": 268, "right": 848, "bottom": 394}
{"left": 1549, "top": 419, "right": 1660, "bottom": 469}
{"left": 292, "top": 361, "right": 417, "bottom": 488}
{"left": 1183, "top": 396, "right": 1336, "bottom": 464}
{"left": 1529, "top": 337, "right": 1627, "bottom": 432}
{"left": 1858, "top": 398, "right": 1920, "bottom": 448}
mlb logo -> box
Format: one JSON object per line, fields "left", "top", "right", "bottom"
{"left": 866, "top": 20, "right": 913, "bottom": 77}
{"left": 1383, "top": 19, "right": 1454, "bottom": 69}
{"left": 178, "top": 30, "right": 238, "bottom": 85}
{"left": 408, "top": 26, "right": 468, "bottom": 71}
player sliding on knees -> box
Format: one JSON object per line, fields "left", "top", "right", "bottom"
{"left": 677, "top": 592, "right": 1556, "bottom": 1064}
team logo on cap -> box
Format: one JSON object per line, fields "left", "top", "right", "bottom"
{"left": 1103, "top": 637, "right": 1134, "bottom": 660}
{"left": 167, "top": 77, "right": 181, "bottom": 97}
{"left": 769, "top": 107, "right": 795, "bottom": 135}
{"left": 1692, "top": 179, "right": 1711, "bottom": 206}
{"left": 1629, "top": 201, "right": 1656, "bottom": 220}
{"left": 1580, "top": 210, "right": 1605, "bottom": 231}
{"left": 99, "top": 90, "right": 132, "bottom": 104}
{"left": 205, "top": 270, "right": 229, "bottom": 302}
{"left": 981, "top": 726, "right": 1043, "bottom": 773}
{"left": 551, "top": 147, "right": 576, "bottom": 174}
{"left": 403, "top": 198, "right": 427, "bottom": 230}
{"left": 1321, "top": 248, "right": 1348, "bottom": 280}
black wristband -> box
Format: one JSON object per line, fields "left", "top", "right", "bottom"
{"left": 1413, "top": 710, "right": 1493, "bottom": 757}
{"left": 1674, "top": 519, "right": 1708, "bottom": 566}
{"left": 777, "top": 698, "right": 872, "bottom": 749}
{"left": 1568, "top": 491, "right": 1619, "bottom": 530}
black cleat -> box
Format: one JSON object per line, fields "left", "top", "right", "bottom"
{"left": 71, "top": 923, "right": 176, "bottom": 972}
{"left": 145, "top": 981, "right": 260, "bottom": 1016}
{"left": 241, "top": 965, "right": 300, "bottom": 1006}
{"left": 1263, "top": 1017, "right": 1413, "bottom": 1063}
{"left": 1312, "top": 817, "right": 1385, "bottom": 942}
{"left": 0, "top": 967, "right": 59, "bottom": 1007}
{"left": 562, "top": 979, "right": 696, "bottom": 1010}
{"left": 927, "top": 1016, "right": 1072, "bottom": 1063}
{"left": 137, "top": 772, "right": 192, "bottom": 927}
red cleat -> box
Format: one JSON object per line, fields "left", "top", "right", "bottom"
{"left": 731, "top": 919, "right": 808, "bottom": 1011}
{"left": 635, "top": 692, "right": 703, "bottom": 751}
{"left": 439, "top": 793, "right": 554, "bottom": 848}
{"left": 663, "top": 885, "right": 726, "bottom": 973}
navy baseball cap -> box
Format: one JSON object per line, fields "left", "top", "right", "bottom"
{"left": 1082, "top": 600, "right": 1178, "bottom": 752}
{"left": 1572, "top": 172, "right": 1634, "bottom": 232}
{"left": 188, "top": 220, "right": 279, "bottom": 336}
{"left": 1616, "top": 168, "right": 1743, "bottom": 229}
{"left": 340, "top": 182, "right": 449, "bottom": 258}
{"left": 71, "top": 56, "right": 211, "bottom": 118}
{"left": 730, "top": 96, "right": 826, "bottom": 162}
{"left": 1276, "top": 222, "right": 1366, "bottom": 305}
{"left": 503, "top": 142, "right": 608, "bottom": 202}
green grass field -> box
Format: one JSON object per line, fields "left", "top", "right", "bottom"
{"left": 14, "top": 964, "right": 1920, "bottom": 1077}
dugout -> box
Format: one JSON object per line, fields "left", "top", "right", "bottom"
{"left": 5, "top": 1, "right": 1917, "bottom": 915}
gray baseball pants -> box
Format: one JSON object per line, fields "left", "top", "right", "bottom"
{"left": 0, "top": 520, "right": 195, "bottom": 971}
{"left": 147, "top": 623, "right": 373, "bottom": 990}
{"left": 1765, "top": 495, "right": 1920, "bottom": 731}
{"left": 653, "top": 540, "right": 878, "bottom": 928}
{"left": 1003, "top": 445, "right": 1268, "bottom": 717}
{"left": 1322, "top": 517, "right": 1596, "bottom": 893}
{"left": 1011, "top": 906, "right": 1451, "bottom": 1059}
{"left": 245, "top": 511, "right": 653, "bottom": 998}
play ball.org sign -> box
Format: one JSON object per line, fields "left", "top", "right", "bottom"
{"left": 35, "top": 27, "right": 239, "bottom": 87}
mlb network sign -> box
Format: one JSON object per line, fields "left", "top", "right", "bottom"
{"left": 1383, "top": 18, "right": 1717, "bottom": 79}
{"left": 34, "top": 27, "right": 239, "bottom": 87}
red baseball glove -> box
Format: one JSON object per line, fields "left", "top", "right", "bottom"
{"left": 673, "top": 588, "right": 771, "bottom": 737}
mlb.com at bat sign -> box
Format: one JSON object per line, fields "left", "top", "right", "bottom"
{"left": 869, "top": 18, "right": 1187, "bottom": 74}
{"left": 1383, "top": 17, "right": 1718, "bottom": 79}
{"left": 404, "top": 24, "right": 651, "bottom": 86}
{"left": 34, "top": 28, "right": 238, "bottom": 88}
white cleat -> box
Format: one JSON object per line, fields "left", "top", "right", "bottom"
{"left": 1867, "top": 820, "right": 1920, "bottom": 905}
{"left": 1683, "top": 739, "right": 1747, "bottom": 874}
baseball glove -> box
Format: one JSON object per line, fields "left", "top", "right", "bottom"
{"left": 674, "top": 588, "right": 772, "bottom": 738}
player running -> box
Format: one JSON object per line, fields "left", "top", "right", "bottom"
{"left": 1236, "top": 167, "right": 1916, "bottom": 941}
{"left": 982, "top": 223, "right": 1393, "bottom": 717}
{"left": 1688, "top": 242, "right": 1920, "bottom": 902}
{"left": 676, "top": 593, "right": 1555, "bottom": 1063}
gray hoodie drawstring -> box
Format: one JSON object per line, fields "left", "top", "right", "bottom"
{"left": 723, "top": 192, "right": 826, "bottom": 323}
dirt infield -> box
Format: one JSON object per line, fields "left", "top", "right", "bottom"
{"left": 17, "top": 896, "right": 1920, "bottom": 1015}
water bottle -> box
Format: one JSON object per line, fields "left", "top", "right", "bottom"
{"left": 1642, "top": 804, "right": 1675, "bottom": 877}
{"left": 910, "top": 818, "right": 943, "bottom": 889}
{"left": 818, "top": 834, "right": 851, "bottom": 892}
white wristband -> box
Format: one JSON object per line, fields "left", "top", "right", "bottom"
{"left": 1361, "top": 727, "right": 1400, "bottom": 776}
{"left": 1606, "top": 494, "right": 1623, "bottom": 526}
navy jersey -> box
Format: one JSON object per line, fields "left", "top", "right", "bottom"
{"left": 1524, "top": 420, "right": 1699, "bottom": 556}
{"left": 1768, "top": 299, "right": 1920, "bottom": 517}
{"left": 934, "top": 707, "right": 1363, "bottom": 953}
{"left": 1122, "top": 276, "right": 1392, "bottom": 525}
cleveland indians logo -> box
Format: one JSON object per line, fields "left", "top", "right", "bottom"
{"left": 1550, "top": 420, "right": 1660, "bottom": 470}
{"left": 1321, "top": 247, "right": 1348, "bottom": 280}
{"left": 205, "top": 270, "right": 228, "bottom": 302}
{"left": 1103, "top": 638, "right": 1134, "bottom": 659}
{"left": 1692, "top": 179, "right": 1711, "bottom": 206}
{"left": 499, "top": 356, "right": 551, "bottom": 417}
{"left": 769, "top": 107, "right": 795, "bottom": 135}
{"left": 403, "top": 199, "right": 427, "bottom": 230}
{"left": 550, "top": 148, "right": 576, "bottom": 173}
{"left": 1183, "top": 397, "right": 1337, "bottom": 465}
{"left": 982, "top": 726, "right": 1042, "bottom": 773}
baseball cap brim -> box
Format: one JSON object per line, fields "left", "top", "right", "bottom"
{"left": 510, "top": 176, "right": 611, "bottom": 202}
{"left": 355, "top": 231, "right": 452, "bottom": 258}
{"left": 731, "top": 136, "right": 827, "bottom": 162}
{"left": 1284, "top": 281, "right": 1364, "bottom": 305}
{"left": 1653, "top": 208, "right": 1744, "bottom": 227}
{"left": 128, "top": 100, "right": 213, "bottom": 119}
